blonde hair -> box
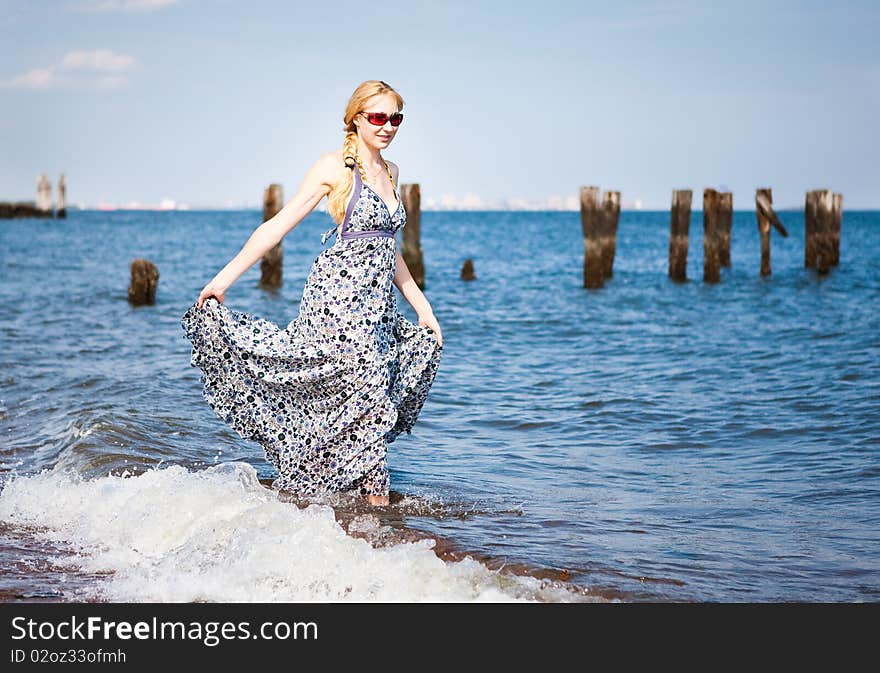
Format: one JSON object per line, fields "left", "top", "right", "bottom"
{"left": 326, "top": 80, "right": 405, "bottom": 224}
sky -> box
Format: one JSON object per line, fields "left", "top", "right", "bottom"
{"left": 1, "top": 0, "right": 878, "bottom": 210}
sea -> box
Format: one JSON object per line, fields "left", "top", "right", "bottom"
{"left": 1, "top": 207, "right": 878, "bottom": 602}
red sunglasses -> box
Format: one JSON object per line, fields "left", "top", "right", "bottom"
{"left": 359, "top": 111, "right": 404, "bottom": 127}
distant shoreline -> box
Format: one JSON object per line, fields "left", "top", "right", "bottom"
{"left": 3, "top": 204, "right": 879, "bottom": 214}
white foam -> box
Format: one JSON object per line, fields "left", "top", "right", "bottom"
{"left": 0, "top": 462, "right": 589, "bottom": 602}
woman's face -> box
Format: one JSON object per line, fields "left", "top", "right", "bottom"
{"left": 356, "top": 93, "right": 400, "bottom": 149}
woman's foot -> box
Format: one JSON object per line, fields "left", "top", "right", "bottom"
{"left": 366, "top": 494, "right": 389, "bottom": 507}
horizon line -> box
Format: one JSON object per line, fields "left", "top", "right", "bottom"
{"left": 14, "top": 204, "right": 878, "bottom": 213}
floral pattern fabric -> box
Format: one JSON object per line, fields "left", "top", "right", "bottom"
{"left": 181, "top": 168, "right": 443, "bottom": 497}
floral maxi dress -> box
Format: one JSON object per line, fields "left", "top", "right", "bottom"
{"left": 180, "top": 165, "right": 443, "bottom": 498}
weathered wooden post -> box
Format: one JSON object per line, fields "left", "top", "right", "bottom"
{"left": 400, "top": 183, "right": 425, "bottom": 288}
{"left": 756, "top": 189, "right": 772, "bottom": 276}
{"left": 756, "top": 188, "right": 773, "bottom": 277}
{"left": 718, "top": 192, "right": 733, "bottom": 267}
{"left": 460, "top": 258, "right": 476, "bottom": 281}
{"left": 816, "top": 189, "right": 833, "bottom": 273}
{"left": 260, "top": 183, "right": 283, "bottom": 287}
{"left": 57, "top": 173, "right": 67, "bottom": 218}
{"left": 805, "top": 189, "right": 833, "bottom": 273}
{"left": 580, "top": 186, "right": 603, "bottom": 288}
{"left": 755, "top": 188, "right": 790, "bottom": 278}
{"left": 669, "top": 189, "right": 691, "bottom": 281}
{"left": 702, "top": 188, "right": 721, "bottom": 283}
{"left": 128, "top": 258, "right": 159, "bottom": 305}
{"left": 804, "top": 190, "right": 817, "bottom": 269}
{"left": 600, "top": 191, "right": 620, "bottom": 278}
{"left": 831, "top": 193, "right": 842, "bottom": 266}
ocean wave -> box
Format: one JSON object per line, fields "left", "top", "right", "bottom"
{"left": 0, "top": 462, "right": 598, "bottom": 603}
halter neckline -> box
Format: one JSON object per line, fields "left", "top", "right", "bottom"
{"left": 352, "top": 162, "right": 400, "bottom": 215}
{"left": 362, "top": 181, "right": 401, "bottom": 217}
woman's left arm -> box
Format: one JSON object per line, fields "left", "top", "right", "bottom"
{"left": 389, "top": 161, "right": 443, "bottom": 344}
{"left": 392, "top": 247, "right": 430, "bottom": 315}
{"left": 393, "top": 247, "right": 443, "bottom": 346}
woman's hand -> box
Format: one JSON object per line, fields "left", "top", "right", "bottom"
{"left": 418, "top": 310, "right": 443, "bottom": 347}
{"left": 196, "top": 280, "right": 229, "bottom": 309}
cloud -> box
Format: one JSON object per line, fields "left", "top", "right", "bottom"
{"left": 68, "top": 0, "right": 179, "bottom": 12}
{"left": 7, "top": 67, "right": 56, "bottom": 90}
{"left": 1, "top": 49, "right": 137, "bottom": 90}
{"left": 61, "top": 49, "right": 136, "bottom": 72}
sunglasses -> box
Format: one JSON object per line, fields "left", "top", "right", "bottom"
{"left": 359, "top": 111, "right": 404, "bottom": 127}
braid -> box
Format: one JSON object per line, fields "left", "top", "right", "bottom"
{"left": 326, "top": 131, "right": 361, "bottom": 224}
{"left": 343, "top": 132, "right": 368, "bottom": 185}
{"left": 342, "top": 132, "right": 358, "bottom": 172}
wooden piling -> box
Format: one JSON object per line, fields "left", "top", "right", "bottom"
{"left": 755, "top": 188, "right": 789, "bottom": 279}
{"left": 816, "top": 189, "right": 833, "bottom": 273}
{"left": 718, "top": 192, "right": 733, "bottom": 267}
{"left": 806, "top": 189, "right": 833, "bottom": 273}
{"left": 702, "top": 188, "right": 721, "bottom": 283}
{"left": 580, "top": 186, "right": 603, "bottom": 288}
{"left": 831, "top": 192, "right": 842, "bottom": 266}
{"left": 400, "top": 183, "right": 425, "bottom": 289}
{"left": 128, "top": 258, "right": 159, "bottom": 305}
{"left": 756, "top": 188, "right": 773, "bottom": 277}
{"left": 804, "top": 190, "right": 817, "bottom": 269}
{"left": 260, "top": 183, "right": 284, "bottom": 287}
{"left": 669, "top": 189, "right": 691, "bottom": 281}
{"left": 460, "top": 258, "right": 476, "bottom": 281}
{"left": 57, "top": 173, "right": 67, "bottom": 218}
{"left": 600, "top": 191, "right": 620, "bottom": 278}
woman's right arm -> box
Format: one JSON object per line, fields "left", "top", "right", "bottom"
{"left": 196, "top": 153, "right": 339, "bottom": 308}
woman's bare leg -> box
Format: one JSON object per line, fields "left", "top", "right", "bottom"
{"left": 363, "top": 461, "right": 390, "bottom": 506}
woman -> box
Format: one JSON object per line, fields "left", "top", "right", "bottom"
{"left": 181, "top": 80, "right": 443, "bottom": 507}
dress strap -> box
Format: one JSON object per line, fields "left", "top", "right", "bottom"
{"left": 342, "top": 165, "right": 361, "bottom": 237}
{"left": 320, "top": 164, "right": 359, "bottom": 247}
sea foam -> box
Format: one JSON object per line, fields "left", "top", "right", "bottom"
{"left": 0, "top": 462, "right": 586, "bottom": 602}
